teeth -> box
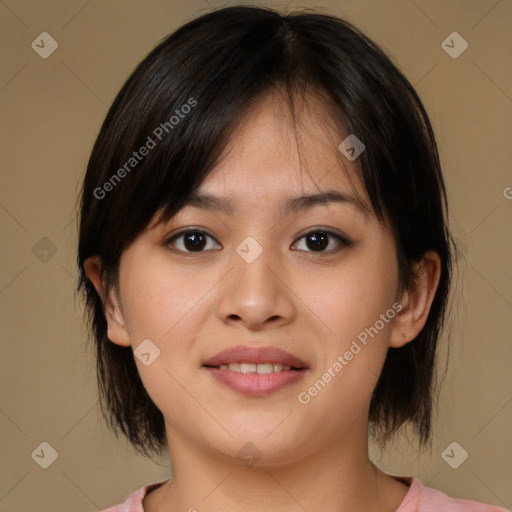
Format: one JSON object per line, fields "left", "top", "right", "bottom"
{"left": 240, "top": 363, "right": 256, "bottom": 373}
{"left": 218, "top": 363, "right": 296, "bottom": 373}
{"left": 257, "top": 363, "right": 273, "bottom": 374}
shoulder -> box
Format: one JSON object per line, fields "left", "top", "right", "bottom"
{"left": 418, "top": 483, "right": 509, "bottom": 512}
{"left": 101, "top": 480, "right": 169, "bottom": 512}
{"left": 398, "top": 476, "right": 509, "bottom": 512}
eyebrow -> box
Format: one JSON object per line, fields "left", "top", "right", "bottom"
{"left": 184, "top": 190, "right": 370, "bottom": 218}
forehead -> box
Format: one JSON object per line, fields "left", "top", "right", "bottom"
{"left": 192, "top": 90, "right": 372, "bottom": 218}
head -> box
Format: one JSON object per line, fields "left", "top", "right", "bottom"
{"left": 77, "top": 6, "right": 455, "bottom": 462}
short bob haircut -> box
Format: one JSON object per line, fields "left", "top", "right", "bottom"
{"left": 77, "top": 5, "right": 456, "bottom": 458}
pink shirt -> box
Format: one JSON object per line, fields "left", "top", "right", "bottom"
{"left": 102, "top": 476, "right": 508, "bottom": 511}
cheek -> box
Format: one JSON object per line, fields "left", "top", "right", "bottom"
{"left": 118, "top": 251, "right": 211, "bottom": 407}
{"left": 119, "top": 251, "right": 209, "bottom": 342}
{"left": 296, "top": 244, "right": 398, "bottom": 410}
{"left": 299, "top": 249, "right": 398, "bottom": 347}
{"left": 120, "top": 257, "right": 205, "bottom": 420}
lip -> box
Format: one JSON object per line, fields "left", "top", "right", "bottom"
{"left": 202, "top": 345, "right": 309, "bottom": 397}
{"left": 203, "top": 345, "right": 308, "bottom": 368}
{"left": 204, "top": 367, "right": 308, "bottom": 396}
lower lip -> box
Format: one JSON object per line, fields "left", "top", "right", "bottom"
{"left": 204, "top": 367, "right": 308, "bottom": 396}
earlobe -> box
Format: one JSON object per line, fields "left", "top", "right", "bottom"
{"left": 83, "top": 256, "right": 131, "bottom": 347}
{"left": 390, "top": 251, "right": 441, "bottom": 348}
{"left": 104, "top": 298, "right": 132, "bottom": 347}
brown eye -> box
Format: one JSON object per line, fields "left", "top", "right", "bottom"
{"left": 304, "top": 232, "right": 329, "bottom": 251}
{"left": 166, "top": 229, "right": 221, "bottom": 253}
{"left": 292, "top": 229, "right": 352, "bottom": 254}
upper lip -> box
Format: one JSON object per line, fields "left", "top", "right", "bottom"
{"left": 203, "top": 345, "right": 308, "bottom": 368}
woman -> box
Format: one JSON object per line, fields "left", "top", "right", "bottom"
{"left": 77, "top": 6, "right": 507, "bottom": 511}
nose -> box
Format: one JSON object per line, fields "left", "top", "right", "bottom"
{"left": 216, "top": 241, "right": 296, "bottom": 331}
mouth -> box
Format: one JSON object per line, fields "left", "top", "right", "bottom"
{"left": 202, "top": 345, "right": 309, "bottom": 396}
{"left": 203, "top": 344, "right": 308, "bottom": 368}
{"left": 205, "top": 362, "right": 304, "bottom": 373}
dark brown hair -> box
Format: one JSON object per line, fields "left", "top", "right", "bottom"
{"left": 77, "top": 5, "right": 456, "bottom": 458}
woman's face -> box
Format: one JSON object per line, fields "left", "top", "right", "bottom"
{"left": 107, "top": 92, "right": 404, "bottom": 465}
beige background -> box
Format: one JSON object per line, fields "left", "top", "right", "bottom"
{"left": 0, "top": 0, "right": 511, "bottom": 510}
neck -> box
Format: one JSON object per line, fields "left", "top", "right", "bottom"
{"left": 145, "top": 427, "right": 405, "bottom": 512}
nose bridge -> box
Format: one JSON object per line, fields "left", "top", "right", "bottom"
{"left": 232, "top": 232, "right": 279, "bottom": 297}
{"left": 216, "top": 231, "right": 294, "bottom": 327}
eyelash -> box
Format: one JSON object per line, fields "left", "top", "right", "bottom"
{"left": 164, "top": 227, "right": 352, "bottom": 256}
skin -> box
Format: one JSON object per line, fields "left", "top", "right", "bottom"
{"left": 86, "top": 90, "right": 441, "bottom": 512}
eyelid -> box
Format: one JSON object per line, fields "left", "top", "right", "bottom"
{"left": 165, "top": 225, "right": 215, "bottom": 241}
{"left": 164, "top": 227, "right": 220, "bottom": 251}
{"left": 293, "top": 225, "right": 352, "bottom": 246}
{"left": 164, "top": 225, "right": 352, "bottom": 254}
{"left": 291, "top": 226, "right": 353, "bottom": 255}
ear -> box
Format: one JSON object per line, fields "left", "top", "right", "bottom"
{"left": 390, "top": 250, "right": 442, "bottom": 348}
{"left": 83, "top": 255, "right": 131, "bottom": 347}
